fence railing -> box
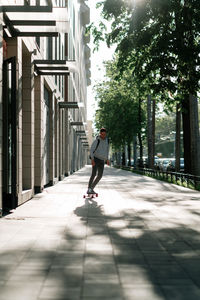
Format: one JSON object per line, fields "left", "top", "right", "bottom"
{"left": 114, "top": 165, "right": 200, "bottom": 191}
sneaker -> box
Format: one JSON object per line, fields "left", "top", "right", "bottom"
{"left": 87, "top": 188, "right": 93, "bottom": 194}
{"left": 91, "top": 189, "right": 96, "bottom": 194}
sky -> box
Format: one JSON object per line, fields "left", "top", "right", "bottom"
{"left": 87, "top": 0, "right": 116, "bottom": 121}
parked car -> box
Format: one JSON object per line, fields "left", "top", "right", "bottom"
{"left": 166, "top": 159, "right": 175, "bottom": 171}
{"left": 155, "top": 158, "right": 169, "bottom": 171}
{"left": 137, "top": 157, "right": 148, "bottom": 168}
{"left": 160, "top": 158, "right": 170, "bottom": 171}
{"left": 167, "top": 158, "right": 184, "bottom": 172}
{"left": 180, "top": 158, "right": 184, "bottom": 171}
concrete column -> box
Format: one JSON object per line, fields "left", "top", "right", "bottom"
{"left": 34, "top": 76, "right": 44, "bottom": 193}
{"left": 65, "top": 110, "right": 70, "bottom": 176}
{"left": 6, "top": 37, "right": 22, "bottom": 204}
{"left": 22, "top": 49, "right": 34, "bottom": 191}
{"left": 49, "top": 92, "right": 55, "bottom": 185}
{"left": 0, "top": 15, "right": 3, "bottom": 216}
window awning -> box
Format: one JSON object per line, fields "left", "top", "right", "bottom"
{"left": 1, "top": 6, "right": 52, "bottom": 13}
{"left": 76, "top": 130, "right": 87, "bottom": 136}
{"left": 70, "top": 122, "right": 84, "bottom": 126}
{"left": 3, "top": 6, "right": 69, "bottom": 37}
{"left": 34, "top": 60, "right": 77, "bottom": 75}
{"left": 59, "top": 102, "right": 84, "bottom": 109}
{"left": 1, "top": 0, "right": 53, "bottom": 13}
{"left": 37, "top": 70, "right": 70, "bottom": 76}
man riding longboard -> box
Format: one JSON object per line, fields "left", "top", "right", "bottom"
{"left": 87, "top": 128, "right": 110, "bottom": 195}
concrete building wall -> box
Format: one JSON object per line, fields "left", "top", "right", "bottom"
{"left": 0, "top": 0, "right": 90, "bottom": 215}
{"left": 0, "top": 11, "right": 3, "bottom": 216}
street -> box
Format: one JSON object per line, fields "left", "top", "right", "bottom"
{"left": 0, "top": 166, "right": 200, "bottom": 300}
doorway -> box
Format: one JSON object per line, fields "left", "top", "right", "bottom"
{"left": 2, "top": 57, "right": 17, "bottom": 212}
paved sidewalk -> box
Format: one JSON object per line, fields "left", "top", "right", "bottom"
{"left": 0, "top": 166, "right": 200, "bottom": 300}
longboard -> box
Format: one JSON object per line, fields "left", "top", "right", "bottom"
{"left": 83, "top": 192, "right": 98, "bottom": 199}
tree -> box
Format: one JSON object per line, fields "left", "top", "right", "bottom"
{"left": 89, "top": 0, "right": 200, "bottom": 175}
{"left": 94, "top": 57, "right": 146, "bottom": 156}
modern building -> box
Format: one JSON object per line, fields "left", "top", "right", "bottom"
{"left": 0, "top": 0, "right": 90, "bottom": 216}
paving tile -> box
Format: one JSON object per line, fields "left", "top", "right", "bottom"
{"left": 84, "top": 254, "right": 115, "bottom": 264}
{"left": 112, "top": 244, "right": 141, "bottom": 255}
{"left": 38, "top": 252, "right": 84, "bottom": 270}
{"left": 118, "top": 264, "right": 156, "bottom": 286}
{"left": 8, "top": 267, "right": 49, "bottom": 282}
{"left": 85, "top": 243, "right": 113, "bottom": 255}
{"left": 0, "top": 281, "right": 43, "bottom": 300}
{"left": 1, "top": 166, "right": 200, "bottom": 300}
{"left": 82, "top": 283, "right": 123, "bottom": 298}
{"left": 57, "top": 239, "right": 85, "bottom": 251}
{"left": 38, "top": 286, "right": 81, "bottom": 300}
{"left": 161, "top": 285, "right": 200, "bottom": 300}
{"left": 84, "top": 261, "right": 117, "bottom": 274}
{"left": 86, "top": 235, "right": 110, "bottom": 244}
{"left": 142, "top": 250, "right": 175, "bottom": 265}
{"left": 123, "top": 285, "right": 165, "bottom": 300}
{"left": 149, "top": 264, "right": 189, "bottom": 280}
{"left": 44, "top": 275, "right": 83, "bottom": 288}
{"left": 84, "top": 273, "right": 119, "bottom": 284}
{"left": 115, "top": 254, "right": 147, "bottom": 265}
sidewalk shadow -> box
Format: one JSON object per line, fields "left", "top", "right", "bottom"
{"left": 1, "top": 206, "right": 200, "bottom": 299}
{"left": 74, "top": 199, "right": 104, "bottom": 220}
{"left": 73, "top": 201, "right": 200, "bottom": 299}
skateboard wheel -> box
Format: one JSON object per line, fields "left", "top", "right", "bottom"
{"left": 96, "top": 193, "right": 98, "bottom": 197}
{"left": 83, "top": 195, "right": 86, "bottom": 198}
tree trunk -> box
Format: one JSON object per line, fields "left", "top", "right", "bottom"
{"left": 138, "top": 98, "right": 143, "bottom": 168}
{"left": 152, "top": 97, "right": 155, "bottom": 168}
{"left": 147, "top": 95, "right": 154, "bottom": 169}
{"left": 189, "top": 94, "right": 200, "bottom": 176}
{"left": 138, "top": 132, "right": 143, "bottom": 167}
{"left": 182, "top": 95, "right": 191, "bottom": 174}
{"left": 128, "top": 143, "right": 131, "bottom": 166}
{"left": 133, "top": 136, "right": 137, "bottom": 168}
{"left": 175, "top": 103, "right": 181, "bottom": 172}
{"left": 122, "top": 147, "right": 126, "bottom": 166}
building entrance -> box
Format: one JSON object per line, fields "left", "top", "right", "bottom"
{"left": 2, "top": 57, "right": 17, "bottom": 212}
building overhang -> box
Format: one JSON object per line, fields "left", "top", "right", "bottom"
{"left": 1, "top": 0, "right": 53, "bottom": 13}
{"left": 70, "top": 122, "right": 84, "bottom": 126}
{"left": 37, "top": 71, "right": 70, "bottom": 76}
{"left": 34, "top": 60, "right": 77, "bottom": 75}
{"left": 59, "top": 102, "right": 84, "bottom": 109}
{"left": 3, "top": 5, "right": 69, "bottom": 37}
{"left": 76, "top": 130, "right": 87, "bottom": 136}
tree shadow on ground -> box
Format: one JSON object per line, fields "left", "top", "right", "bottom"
{"left": 73, "top": 199, "right": 200, "bottom": 300}
{"left": 1, "top": 198, "right": 200, "bottom": 300}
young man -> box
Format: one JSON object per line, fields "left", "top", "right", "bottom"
{"left": 87, "top": 128, "right": 109, "bottom": 194}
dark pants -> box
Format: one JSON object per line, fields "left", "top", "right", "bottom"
{"left": 88, "top": 157, "right": 105, "bottom": 189}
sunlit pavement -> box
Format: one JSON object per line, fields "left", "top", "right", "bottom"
{"left": 0, "top": 165, "right": 200, "bottom": 300}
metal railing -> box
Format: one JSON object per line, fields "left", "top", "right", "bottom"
{"left": 115, "top": 165, "right": 200, "bottom": 191}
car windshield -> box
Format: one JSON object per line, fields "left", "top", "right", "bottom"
{"left": 163, "top": 160, "right": 169, "bottom": 164}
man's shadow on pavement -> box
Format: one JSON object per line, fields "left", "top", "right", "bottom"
{"left": 74, "top": 198, "right": 104, "bottom": 219}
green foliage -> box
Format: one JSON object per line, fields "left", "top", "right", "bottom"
{"left": 91, "top": 0, "right": 200, "bottom": 103}
{"left": 94, "top": 56, "right": 146, "bottom": 149}
{"left": 86, "top": 21, "right": 107, "bottom": 51}
{"left": 155, "top": 114, "right": 176, "bottom": 139}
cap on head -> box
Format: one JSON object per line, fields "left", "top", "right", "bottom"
{"left": 100, "top": 127, "right": 106, "bottom": 133}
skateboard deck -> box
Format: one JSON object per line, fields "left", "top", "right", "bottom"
{"left": 83, "top": 192, "right": 98, "bottom": 199}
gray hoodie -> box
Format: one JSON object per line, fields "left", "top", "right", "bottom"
{"left": 90, "top": 136, "right": 109, "bottom": 161}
